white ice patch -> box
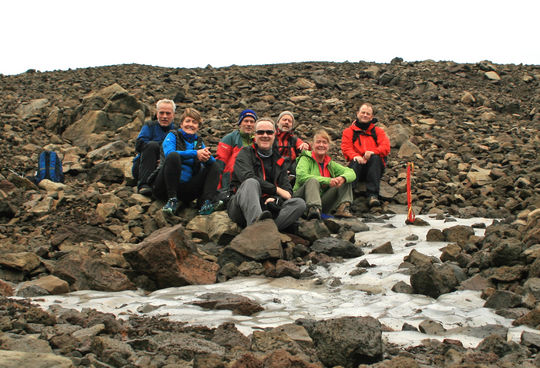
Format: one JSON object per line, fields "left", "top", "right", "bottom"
{"left": 29, "top": 214, "right": 537, "bottom": 348}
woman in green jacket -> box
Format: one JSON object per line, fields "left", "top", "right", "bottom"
{"left": 293, "top": 129, "right": 356, "bottom": 220}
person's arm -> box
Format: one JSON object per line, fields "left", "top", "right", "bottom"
{"left": 372, "top": 127, "right": 391, "bottom": 157}
{"left": 328, "top": 160, "right": 356, "bottom": 187}
{"left": 329, "top": 160, "right": 356, "bottom": 183}
{"left": 341, "top": 127, "right": 362, "bottom": 162}
{"left": 216, "top": 141, "right": 232, "bottom": 166}
{"left": 295, "top": 155, "right": 331, "bottom": 187}
{"left": 135, "top": 124, "right": 152, "bottom": 152}
{"left": 295, "top": 136, "right": 310, "bottom": 151}
{"left": 162, "top": 132, "right": 198, "bottom": 160}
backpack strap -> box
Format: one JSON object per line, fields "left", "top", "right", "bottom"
{"left": 352, "top": 126, "right": 378, "bottom": 146}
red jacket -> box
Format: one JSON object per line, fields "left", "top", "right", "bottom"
{"left": 341, "top": 121, "right": 390, "bottom": 162}
{"left": 275, "top": 130, "right": 309, "bottom": 161}
{"left": 217, "top": 130, "right": 252, "bottom": 189}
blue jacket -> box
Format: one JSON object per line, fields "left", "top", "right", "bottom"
{"left": 135, "top": 120, "right": 175, "bottom": 152}
{"left": 162, "top": 129, "right": 216, "bottom": 183}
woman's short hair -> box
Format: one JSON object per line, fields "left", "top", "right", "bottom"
{"left": 179, "top": 107, "right": 202, "bottom": 123}
{"left": 313, "top": 129, "right": 332, "bottom": 145}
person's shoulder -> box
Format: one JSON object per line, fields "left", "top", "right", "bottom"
{"left": 298, "top": 150, "right": 313, "bottom": 160}
{"left": 144, "top": 120, "right": 158, "bottom": 127}
{"left": 220, "top": 129, "right": 239, "bottom": 142}
{"left": 342, "top": 123, "right": 356, "bottom": 133}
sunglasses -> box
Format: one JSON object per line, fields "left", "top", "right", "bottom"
{"left": 255, "top": 130, "right": 275, "bottom": 136}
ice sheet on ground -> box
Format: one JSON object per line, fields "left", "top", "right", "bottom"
{"left": 30, "top": 214, "right": 537, "bottom": 348}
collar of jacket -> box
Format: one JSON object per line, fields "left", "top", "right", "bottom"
{"left": 179, "top": 129, "right": 198, "bottom": 143}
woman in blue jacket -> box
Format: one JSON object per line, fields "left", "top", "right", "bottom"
{"left": 152, "top": 108, "right": 220, "bottom": 215}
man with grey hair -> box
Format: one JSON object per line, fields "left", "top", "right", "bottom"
{"left": 275, "top": 111, "right": 310, "bottom": 183}
{"left": 227, "top": 118, "right": 306, "bottom": 232}
{"left": 132, "top": 99, "right": 176, "bottom": 195}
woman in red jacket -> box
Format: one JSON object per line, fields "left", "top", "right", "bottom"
{"left": 341, "top": 103, "right": 390, "bottom": 207}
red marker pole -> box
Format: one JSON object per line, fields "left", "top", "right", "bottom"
{"left": 406, "top": 162, "right": 416, "bottom": 224}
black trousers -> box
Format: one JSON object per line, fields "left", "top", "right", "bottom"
{"left": 348, "top": 155, "right": 385, "bottom": 198}
{"left": 152, "top": 152, "right": 220, "bottom": 207}
{"left": 137, "top": 141, "right": 161, "bottom": 188}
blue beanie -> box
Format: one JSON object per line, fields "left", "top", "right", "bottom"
{"left": 238, "top": 109, "right": 257, "bottom": 125}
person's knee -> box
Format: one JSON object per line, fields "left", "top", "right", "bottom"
{"left": 242, "top": 178, "right": 260, "bottom": 189}
{"left": 164, "top": 152, "right": 182, "bottom": 165}
{"left": 287, "top": 197, "right": 306, "bottom": 212}
{"left": 143, "top": 141, "right": 161, "bottom": 153}
{"left": 305, "top": 177, "right": 320, "bottom": 187}
{"left": 368, "top": 154, "right": 384, "bottom": 165}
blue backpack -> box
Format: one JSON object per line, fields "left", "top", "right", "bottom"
{"left": 35, "top": 151, "right": 64, "bottom": 184}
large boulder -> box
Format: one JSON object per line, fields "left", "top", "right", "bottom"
{"left": 123, "top": 224, "right": 219, "bottom": 288}
{"left": 186, "top": 211, "right": 241, "bottom": 245}
{"left": 311, "top": 237, "right": 364, "bottom": 258}
{"left": 227, "top": 220, "right": 283, "bottom": 261}
{"left": 52, "top": 253, "right": 134, "bottom": 292}
{"left": 303, "top": 316, "right": 383, "bottom": 367}
{"left": 410, "top": 263, "right": 465, "bottom": 298}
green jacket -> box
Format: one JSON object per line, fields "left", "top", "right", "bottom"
{"left": 293, "top": 150, "right": 356, "bottom": 192}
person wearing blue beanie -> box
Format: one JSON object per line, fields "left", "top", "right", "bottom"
{"left": 216, "top": 109, "right": 258, "bottom": 190}
{"left": 237, "top": 109, "right": 258, "bottom": 126}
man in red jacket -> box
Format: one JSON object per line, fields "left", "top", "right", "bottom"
{"left": 341, "top": 103, "right": 390, "bottom": 207}
{"left": 216, "top": 109, "right": 257, "bottom": 190}
{"left": 274, "top": 111, "right": 310, "bottom": 183}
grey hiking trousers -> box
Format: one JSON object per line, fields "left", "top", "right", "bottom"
{"left": 294, "top": 177, "right": 353, "bottom": 213}
{"left": 227, "top": 178, "right": 306, "bottom": 231}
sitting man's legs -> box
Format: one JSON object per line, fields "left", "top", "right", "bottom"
{"left": 227, "top": 178, "right": 263, "bottom": 227}
{"left": 138, "top": 141, "right": 161, "bottom": 191}
{"left": 365, "top": 155, "right": 384, "bottom": 199}
{"left": 274, "top": 198, "right": 306, "bottom": 231}
{"left": 349, "top": 155, "right": 384, "bottom": 204}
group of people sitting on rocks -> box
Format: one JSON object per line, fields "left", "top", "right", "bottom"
{"left": 132, "top": 99, "right": 390, "bottom": 232}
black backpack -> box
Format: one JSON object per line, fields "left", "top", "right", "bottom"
{"left": 34, "top": 151, "right": 64, "bottom": 184}
{"left": 352, "top": 127, "right": 387, "bottom": 164}
{"left": 352, "top": 128, "right": 378, "bottom": 146}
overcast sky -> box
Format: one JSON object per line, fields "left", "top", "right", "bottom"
{"left": 1, "top": 0, "right": 538, "bottom": 76}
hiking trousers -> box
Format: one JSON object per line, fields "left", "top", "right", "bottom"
{"left": 348, "top": 155, "right": 385, "bottom": 198}
{"left": 294, "top": 177, "right": 353, "bottom": 213}
{"left": 137, "top": 141, "right": 161, "bottom": 188}
{"left": 152, "top": 152, "right": 220, "bottom": 207}
{"left": 227, "top": 178, "right": 306, "bottom": 231}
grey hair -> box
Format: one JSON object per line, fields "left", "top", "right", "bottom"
{"left": 255, "top": 117, "right": 275, "bottom": 131}
{"left": 156, "top": 99, "right": 176, "bottom": 111}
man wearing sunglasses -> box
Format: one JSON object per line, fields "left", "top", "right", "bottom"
{"left": 227, "top": 118, "right": 306, "bottom": 232}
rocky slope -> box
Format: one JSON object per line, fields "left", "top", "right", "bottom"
{"left": 0, "top": 60, "right": 539, "bottom": 367}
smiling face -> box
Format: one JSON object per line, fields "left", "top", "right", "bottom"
{"left": 357, "top": 104, "right": 374, "bottom": 123}
{"left": 239, "top": 116, "right": 256, "bottom": 134}
{"left": 180, "top": 116, "right": 200, "bottom": 135}
{"left": 157, "top": 102, "right": 175, "bottom": 127}
{"left": 277, "top": 114, "right": 294, "bottom": 132}
{"left": 312, "top": 134, "right": 330, "bottom": 158}
{"left": 254, "top": 120, "right": 275, "bottom": 151}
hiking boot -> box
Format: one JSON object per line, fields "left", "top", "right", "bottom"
{"left": 256, "top": 210, "right": 273, "bottom": 222}
{"left": 199, "top": 200, "right": 215, "bottom": 215}
{"left": 307, "top": 206, "right": 321, "bottom": 220}
{"left": 335, "top": 202, "right": 353, "bottom": 218}
{"left": 368, "top": 196, "right": 381, "bottom": 208}
{"left": 162, "top": 197, "right": 179, "bottom": 215}
{"left": 138, "top": 185, "right": 152, "bottom": 196}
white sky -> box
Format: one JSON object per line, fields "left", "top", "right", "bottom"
{"left": 1, "top": 0, "right": 538, "bottom": 76}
